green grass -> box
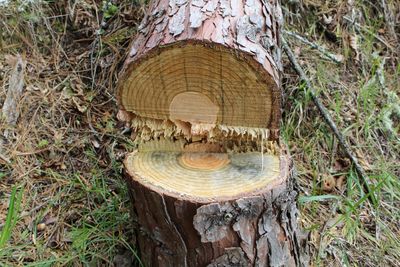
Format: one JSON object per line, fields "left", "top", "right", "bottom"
{"left": 0, "top": 166, "right": 138, "bottom": 266}
{"left": 0, "top": 0, "right": 398, "bottom": 266}
{"left": 0, "top": 185, "right": 24, "bottom": 249}
{"left": 282, "top": 1, "right": 400, "bottom": 262}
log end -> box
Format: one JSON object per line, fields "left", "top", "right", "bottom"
{"left": 118, "top": 43, "right": 280, "bottom": 133}
{"left": 124, "top": 146, "right": 288, "bottom": 203}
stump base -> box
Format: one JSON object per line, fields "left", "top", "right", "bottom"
{"left": 124, "top": 149, "right": 309, "bottom": 266}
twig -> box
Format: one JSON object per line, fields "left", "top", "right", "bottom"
{"left": 343, "top": 16, "right": 395, "bottom": 52}
{"left": 14, "top": 148, "right": 49, "bottom": 156}
{"left": 282, "top": 38, "right": 377, "bottom": 206}
{"left": 0, "top": 55, "right": 26, "bottom": 163}
{"left": 283, "top": 30, "right": 343, "bottom": 64}
{"left": 380, "top": 0, "right": 398, "bottom": 44}
{"left": 329, "top": 136, "right": 338, "bottom": 171}
{"left": 2, "top": 55, "right": 26, "bottom": 131}
{"left": 0, "top": 152, "right": 11, "bottom": 164}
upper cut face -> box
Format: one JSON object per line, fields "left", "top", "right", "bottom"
{"left": 119, "top": 44, "right": 276, "bottom": 130}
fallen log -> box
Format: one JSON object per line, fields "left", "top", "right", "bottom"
{"left": 117, "top": 0, "right": 309, "bottom": 265}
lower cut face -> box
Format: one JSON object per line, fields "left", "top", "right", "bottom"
{"left": 125, "top": 150, "right": 282, "bottom": 201}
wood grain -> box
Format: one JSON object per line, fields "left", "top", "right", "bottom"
{"left": 124, "top": 150, "right": 310, "bottom": 266}
{"left": 118, "top": 0, "right": 283, "bottom": 133}
{"left": 118, "top": 1, "right": 310, "bottom": 265}
{"left": 125, "top": 151, "right": 281, "bottom": 200}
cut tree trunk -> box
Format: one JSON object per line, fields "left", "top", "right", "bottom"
{"left": 118, "top": 0, "right": 283, "bottom": 135}
{"left": 117, "top": 0, "right": 309, "bottom": 265}
{"left": 124, "top": 147, "right": 309, "bottom": 266}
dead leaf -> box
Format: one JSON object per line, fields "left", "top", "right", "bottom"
{"left": 335, "top": 175, "right": 346, "bottom": 191}
{"left": 332, "top": 54, "right": 344, "bottom": 63}
{"left": 70, "top": 77, "right": 85, "bottom": 96}
{"left": 322, "top": 14, "right": 333, "bottom": 25}
{"left": 62, "top": 86, "right": 74, "bottom": 99}
{"left": 294, "top": 46, "right": 301, "bottom": 57}
{"left": 117, "top": 109, "right": 134, "bottom": 122}
{"left": 44, "top": 217, "right": 58, "bottom": 225}
{"left": 349, "top": 35, "right": 360, "bottom": 61}
{"left": 355, "top": 150, "right": 372, "bottom": 170}
{"left": 72, "top": 96, "right": 88, "bottom": 113}
{"left": 4, "top": 54, "right": 17, "bottom": 66}
{"left": 322, "top": 175, "right": 336, "bottom": 192}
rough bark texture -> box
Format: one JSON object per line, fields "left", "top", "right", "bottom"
{"left": 118, "top": 0, "right": 283, "bottom": 133}
{"left": 119, "top": 0, "right": 309, "bottom": 265}
{"left": 124, "top": 154, "right": 309, "bottom": 267}
{"left": 123, "top": 0, "right": 282, "bottom": 75}
{"left": 2, "top": 55, "right": 26, "bottom": 139}
{"left": 0, "top": 55, "right": 26, "bottom": 162}
{"left": 123, "top": 0, "right": 283, "bottom": 77}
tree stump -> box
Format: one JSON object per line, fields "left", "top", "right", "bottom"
{"left": 117, "top": 0, "right": 309, "bottom": 266}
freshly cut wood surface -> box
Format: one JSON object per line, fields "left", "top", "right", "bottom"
{"left": 130, "top": 117, "right": 279, "bottom": 148}
{"left": 117, "top": 0, "right": 310, "bottom": 265}
{"left": 124, "top": 149, "right": 310, "bottom": 266}
{"left": 118, "top": 0, "right": 283, "bottom": 133}
{"left": 125, "top": 151, "right": 281, "bottom": 200}
{"left": 169, "top": 91, "right": 219, "bottom": 125}
{"left": 120, "top": 45, "right": 274, "bottom": 128}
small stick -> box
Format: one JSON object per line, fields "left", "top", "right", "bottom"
{"left": 282, "top": 38, "right": 377, "bottom": 206}
{"left": 283, "top": 30, "right": 343, "bottom": 64}
{"left": 343, "top": 16, "right": 395, "bottom": 52}
{"left": 2, "top": 55, "right": 26, "bottom": 129}
{"left": 0, "top": 55, "right": 26, "bottom": 163}
{"left": 0, "top": 152, "right": 11, "bottom": 164}
{"left": 380, "top": 0, "right": 398, "bottom": 44}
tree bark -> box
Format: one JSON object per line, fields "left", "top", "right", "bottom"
{"left": 117, "top": 0, "right": 283, "bottom": 134}
{"left": 117, "top": 0, "right": 309, "bottom": 265}
{"left": 124, "top": 149, "right": 309, "bottom": 267}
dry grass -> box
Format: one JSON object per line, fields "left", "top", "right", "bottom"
{"left": 283, "top": 1, "right": 399, "bottom": 266}
{"left": 0, "top": 0, "right": 143, "bottom": 265}
{"left": 0, "top": 0, "right": 398, "bottom": 266}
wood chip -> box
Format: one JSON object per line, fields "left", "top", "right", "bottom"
{"left": 175, "top": 0, "right": 187, "bottom": 6}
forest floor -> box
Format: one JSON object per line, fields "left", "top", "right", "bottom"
{"left": 0, "top": 0, "right": 399, "bottom": 266}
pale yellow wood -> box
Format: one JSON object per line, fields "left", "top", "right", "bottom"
{"left": 125, "top": 151, "right": 281, "bottom": 199}
{"left": 130, "top": 117, "right": 278, "bottom": 152}
{"left": 121, "top": 45, "right": 272, "bottom": 129}
{"left": 179, "top": 152, "right": 230, "bottom": 170}
{"left": 170, "top": 92, "right": 219, "bottom": 125}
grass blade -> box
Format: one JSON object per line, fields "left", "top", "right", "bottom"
{"left": 0, "top": 185, "right": 24, "bottom": 248}
{"left": 298, "top": 194, "right": 341, "bottom": 204}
